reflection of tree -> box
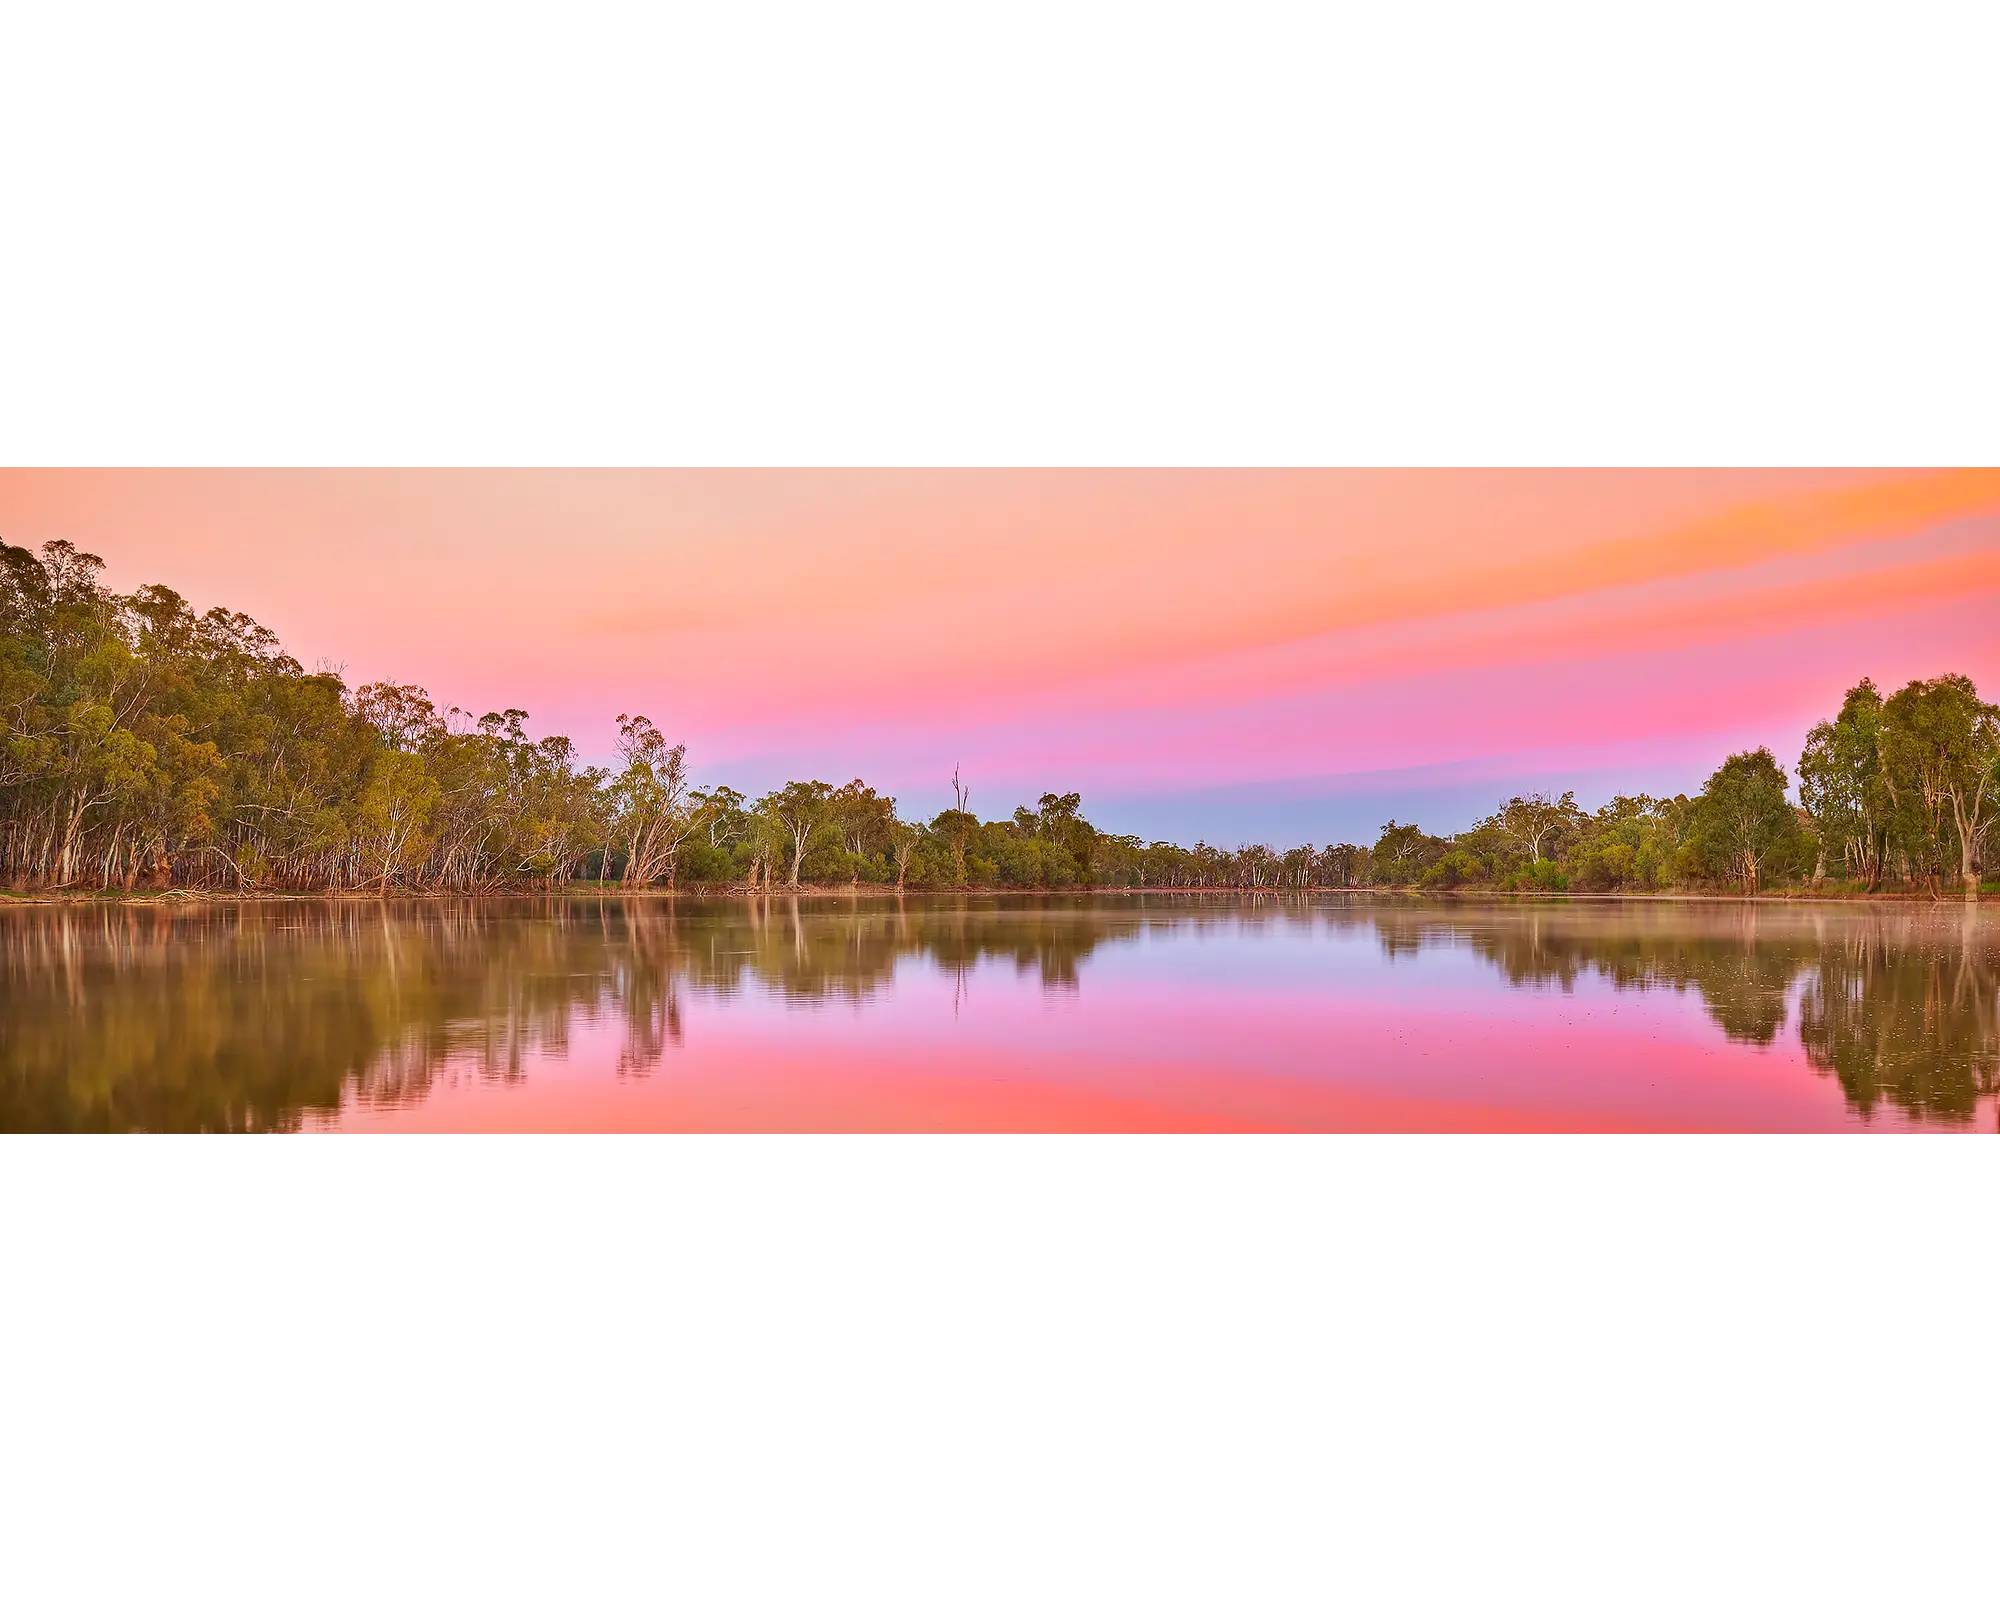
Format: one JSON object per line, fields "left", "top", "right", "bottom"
{"left": 0, "top": 894, "right": 1151, "bottom": 1130}
{"left": 1796, "top": 914, "right": 2000, "bottom": 1124}
{"left": 612, "top": 905, "right": 686, "bottom": 1077}
{"left": 1356, "top": 904, "right": 1804, "bottom": 1041}
{"left": 1354, "top": 902, "right": 1999, "bottom": 1124}
{"left": 671, "top": 896, "right": 1139, "bottom": 1000}
{"left": 0, "top": 900, "right": 627, "bottom": 1130}
{"left": 5, "top": 895, "right": 1994, "bottom": 1131}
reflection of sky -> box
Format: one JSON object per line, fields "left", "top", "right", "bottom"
{"left": 7, "top": 469, "right": 1997, "bottom": 841}
{"left": 327, "top": 908, "right": 1990, "bottom": 1134}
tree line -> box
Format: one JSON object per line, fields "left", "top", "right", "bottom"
{"left": 4, "top": 537, "right": 1996, "bottom": 898}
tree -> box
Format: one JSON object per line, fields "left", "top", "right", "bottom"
{"left": 1026, "top": 790, "right": 1094, "bottom": 886}
{"left": 692, "top": 784, "right": 748, "bottom": 848}
{"left": 1235, "top": 842, "right": 1278, "bottom": 887}
{"left": 352, "top": 681, "right": 443, "bottom": 753}
{"left": 757, "top": 779, "right": 835, "bottom": 887}
{"left": 504, "top": 732, "right": 606, "bottom": 887}
{"left": 887, "top": 817, "right": 924, "bottom": 889}
{"left": 1798, "top": 679, "right": 1888, "bottom": 888}
{"left": 1372, "top": 821, "right": 1446, "bottom": 885}
{"left": 609, "top": 714, "right": 701, "bottom": 887}
{"left": 830, "top": 779, "right": 895, "bottom": 882}
{"left": 1692, "top": 749, "right": 1799, "bottom": 893}
{"left": 1323, "top": 843, "right": 1365, "bottom": 887}
{"left": 1490, "top": 791, "right": 1583, "bottom": 864}
{"left": 931, "top": 764, "right": 976, "bottom": 887}
{"left": 1879, "top": 675, "right": 1999, "bottom": 900}
{"left": 1563, "top": 794, "right": 1667, "bottom": 892}
{"left": 742, "top": 805, "right": 783, "bottom": 890}
{"left": 354, "top": 748, "right": 439, "bottom": 890}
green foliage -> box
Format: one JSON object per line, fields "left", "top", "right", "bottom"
{"left": 1480, "top": 791, "right": 1584, "bottom": 865}
{"left": 1505, "top": 859, "right": 1571, "bottom": 893}
{"left": 755, "top": 779, "right": 838, "bottom": 887}
{"left": 1798, "top": 679, "right": 1887, "bottom": 886}
{"left": 1566, "top": 795, "right": 1669, "bottom": 891}
{"left": 1688, "top": 749, "right": 1801, "bottom": 892}
{"left": 1878, "top": 675, "right": 1999, "bottom": 896}
{"left": 4, "top": 535, "right": 1993, "bottom": 901}
{"left": 0, "top": 537, "right": 608, "bottom": 891}
{"left": 1371, "top": 821, "right": 1448, "bottom": 885}
{"left": 1422, "top": 848, "right": 1485, "bottom": 889}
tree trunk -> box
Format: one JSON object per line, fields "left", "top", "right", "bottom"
{"left": 1951, "top": 790, "right": 1982, "bottom": 901}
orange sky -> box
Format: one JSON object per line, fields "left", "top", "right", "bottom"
{"left": 2, "top": 469, "right": 1995, "bottom": 838}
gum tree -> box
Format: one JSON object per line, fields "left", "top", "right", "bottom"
{"left": 1798, "top": 679, "right": 1888, "bottom": 888}
{"left": 1879, "top": 675, "right": 1999, "bottom": 900}
{"left": 1692, "top": 749, "right": 1799, "bottom": 894}
{"left": 757, "top": 779, "right": 835, "bottom": 888}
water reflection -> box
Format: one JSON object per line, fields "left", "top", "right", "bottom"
{"left": 1347, "top": 902, "right": 2000, "bottom": 1123}
{"left": 0, "top": 897, "right": 1142, "bottom": 1131}
{"left": 0, "top": 895, "right": 1994, "bottom": 1131}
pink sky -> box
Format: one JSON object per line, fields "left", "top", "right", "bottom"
{"left": 3, "top": 469, "right": 1996, "bottom": 841}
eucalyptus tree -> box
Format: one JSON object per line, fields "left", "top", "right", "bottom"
{"left": 742, "top": 806, "right": 783, "bottom": 889}
{"left": 692, "top": 785, "right": 749, "bottom": 849}
{"left": 1878, "top": 675, "right": 1999, "bottom": 899}
{"left": 419, "top": 706, "right": 518, "bottom": 888}
{"left": 831, "top": 779, "right": 896, "bottom": 879}
{"left": 1798, "top": 679, "right": 1887, "bottom": 888}
{"left": 609, "top": 714, "right": 702, "bottom": 886}
{"left": 1235, "top": 842, "right": 1278, "bottom": 887}
{"left": 929, "top": 765, "right": 975, "bottom": 886}
{"left": 1031, "top": 791, "right": 1095, "bottom": 885}
{"left": 887, "top": 817, "right": 924, "bottom": 889}
{"left": 757, "top": 779, "right": 836, "bottom": 887}
{"left": 1323, "top": 843, "right": 1365, "bottom": 888}
{"left": 1691, "top": 749, "right": 1799, "bottom": 893}
{"left": 1489, "top": 791, "right": 1584, "bottom": 864}
{"left": 931, "top": 766, "right": 977, "bottom": 887}
{"left": 499, "top": 729, "right": 607, "bottom": 886}
{"left": 1373, "top": 821, "right": 1446, "bottom": 885}
{"left": 354, "top": 747, "right": 440, "bottom": 889}
{"left": 1563, "top": 794, "right": 1672, "bottom": 892}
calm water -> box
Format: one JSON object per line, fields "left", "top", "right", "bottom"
{"left": 2, "top": 895, "right": 1997, "bottom": 1132}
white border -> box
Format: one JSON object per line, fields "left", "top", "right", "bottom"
{"left": 4, "top": 1138, "right": 1995, "bottom": 1598}
{"left": 2, "top": 3, "right": 1995, "bottom": 464}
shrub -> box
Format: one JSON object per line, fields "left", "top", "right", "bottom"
{"left": 1505, "top": 859, "right": 1569, "bottom": 892}
{"left": 1422, "top": 848, "right": 1485, "bottom": 889}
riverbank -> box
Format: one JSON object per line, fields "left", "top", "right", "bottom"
{"left": 3, "top": 882, "right": 1994, "bottom": 907}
